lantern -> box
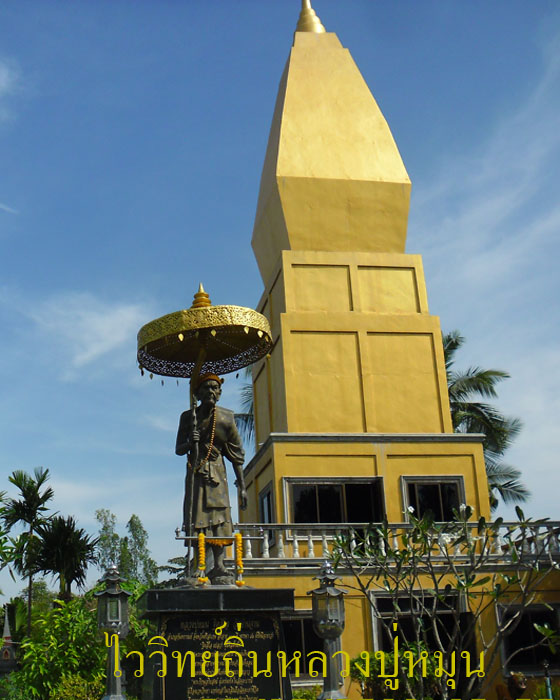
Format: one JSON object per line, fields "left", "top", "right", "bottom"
{"left": 96, "top": 566, "right": 131, "bottom": 637}
{"left": 308, "top": 561, "right": 347, "bottom": 700}
{"left": 309, "top": 560, "right": 346, "bottom": 640}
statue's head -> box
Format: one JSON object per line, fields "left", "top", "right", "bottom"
{"left": 195, "top": 373, "right": 223, "bottom": 406}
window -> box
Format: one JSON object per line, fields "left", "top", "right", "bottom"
{"left": 502, "top": 606, "right": 560, "bottom": 671}
{"left": 259, "top": 482, "right": 274, "bottom": 523}
{"left": 288, "top": 479, "right": 384, "bottom": 524}
{"left": 373, "top": 594, "right": 462, "bottom": 652}
{"left": 403, "top": 477, "right": 463, "bottom": 521}
{"left": 282, "top": 616, "right": 324, "bottom": 677}
{"left": 258, "top": 482, "right": 275, "bottom": 545}
{"left": 372, "top": 594, "right": 475, "bottom": 695}
{"left": 281, "top": 615, "right": 342, "bottom": 682}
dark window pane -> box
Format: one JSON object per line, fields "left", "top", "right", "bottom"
{"left": 504, "top": 608, "right": 559, "bottom": 670}
{"left": 283, "top": 619, "right": 304, "bottom": 661}
{"left": 376, "top": 598, "right": 395, "bottom": 614}
{"left": 302, "top": 618, "right": 323, "bottom": 656}
{"left": 293, "top": 484, "right": 318, "bottom": 523}
{"left": 408, "top": 482, "right": 418, "bottom": 515}
{"left": 416, "top": 483, "right": 443, "bottom": 520}
{"left": 345, "top": 482, "right": 384, "bottom": 522}
{"left": 282, "top": 618, "right": 324, "bottom": 676}
{"left": 260, "top": 491, "right": 272, "bottom": 523}
{"left": 379, "top": 612, "right": 457, "bottom": 651}
{"left": 441, "top": 483, "right": 460, "bottom": 519}
{"left": 318, "top": 484, "right": 343, "bottom": 522}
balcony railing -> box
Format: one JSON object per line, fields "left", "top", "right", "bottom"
{"left": 175, "top": 521, "right": 560, "bottom": 572}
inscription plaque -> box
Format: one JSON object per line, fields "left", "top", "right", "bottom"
{"left": 152, "top": 612, "right": 289, "bottom": 700}
{"left": 139, "top": 586, "right": 294, "bottom": 700}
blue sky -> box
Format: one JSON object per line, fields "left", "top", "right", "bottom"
{"left": 1, "top": 1, "right": 559, "bottom": 600}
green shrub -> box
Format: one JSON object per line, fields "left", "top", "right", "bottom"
{"left": 292, "top": 685, "right": 321, "bottom": 700}
{"left": 8, "top": 596, "right": 105, "bottom": 699}
{"left": 0, "top": 674, "right": 28, "bottom": 700}
{"left": 49, "top": 675, "right": 105, "bottom": 700}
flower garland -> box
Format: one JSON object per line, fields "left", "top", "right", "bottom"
{"left": 206, "top": 538, "right": 233, "bottom": 547}
{"left": 235, "top": 532, "right": 245, "bottom": 587}
{"left": 197, "top": 532, "right": 208, "bottom": 584}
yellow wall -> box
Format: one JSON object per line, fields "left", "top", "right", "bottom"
{"left": 252, "top": 251, "right": 452, "bottom": 443}
{"left": 242, "top": 435, "right": 490, "bottom": 531}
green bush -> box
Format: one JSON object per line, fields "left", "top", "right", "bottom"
{"left": 7, "top": 596, "right": 105, "bottom": 699}
{"left": 0, "top": 674, "right": 28, "bottom": 700}
{"left": 292, "top": 685, "right": 322, "bottom": 700}
{"left": 49, "top": 675, "right": 105, "bottom": 700}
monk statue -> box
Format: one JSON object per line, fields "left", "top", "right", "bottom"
{"left": 176, "top": 372, "right": 247, "bottom": 585}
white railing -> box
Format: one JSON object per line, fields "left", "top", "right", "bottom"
{"left": 175, "top": 521, "right": 560, "bottom": 571}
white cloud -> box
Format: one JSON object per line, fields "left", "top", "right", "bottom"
{"left": 408, "top": 28, "right": 560, "bottom": 520}
{"left": 28, "top": 291, "right": 148, "bottom": 374}
{"left": 0, "top": 287, "right": 153, "bottom": 380}
{"left": 411, "top": 29, "right": 560, "bottom": 289}
{"left": 0, "top": 202, "right": 18, "bottom": 215}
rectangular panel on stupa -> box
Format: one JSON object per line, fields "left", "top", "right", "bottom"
{"left": 285, "top": 329, "right": 366, "bottom": 433}
{"left": 362, "top": 329, "right": 449, "bottom": 433}
{"left": 280, "top": 250, "right": 429, "bottom": 315}
{"left": 280, "top": 312, "right": 451, "bottom": 435}
{"left": 356, "top": 264, "right": 422, "bottom": 313}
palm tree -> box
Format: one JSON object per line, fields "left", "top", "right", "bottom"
{"left": 1, "top": 467, "right": 54, "bottom": 635}
{"left": 34, "top": 516, "right": 98, "bottom": 601}
{"left": 234, "top": 366, "right": 255, "bottom": 444}
{"left": 443, "top": 330, "right": 529, "bottom": 509}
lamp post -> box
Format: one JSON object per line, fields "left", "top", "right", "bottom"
{"left": 95, "top": 566, "right": 131, "bottom": 700}
{"left": 308, "top": 561, "right": 346, "bottom": 700}
{"left": 543, "top": 661, "right": 553, "bottom": 700}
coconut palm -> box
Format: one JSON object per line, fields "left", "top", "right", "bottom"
{"left": 443, "top": 330, "right": 529, "bottom": 509}
{"left": 1, "top": 467, "right": 54, "bottom": 635}
{"left": 234, "top": 366, "right": 255, "bottom": 444}
{"left": 34, "top": 515, "right": 98, "bottom": 600}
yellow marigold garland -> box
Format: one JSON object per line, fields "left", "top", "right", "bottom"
{"left": 206, "top": 538, "right": 233, "bottom": 547}
{"left": 234, "top": 532, "right": 245, "bottom": 587}
{"left": 197, "top": 532, "right": 208, "bottom": 584}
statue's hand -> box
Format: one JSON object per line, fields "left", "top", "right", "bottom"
{"left": 191, "top": 429, "right": 200, "bottom": 443}
{"left": 239, "top": 487, "right": 248, "bottom": 511}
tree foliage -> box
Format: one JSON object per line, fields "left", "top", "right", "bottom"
{"left": 1, "top": 467, "right": 54, "bottom": 636}
{"left": 443, "top": 330, "right": 528, "bottom": 509}
{"left": 95, "top": 509, "right": 158, "bottom": 586}
{"left": 234, "top": 366, "right": 255, "bottom": 445}
{"left": 33, "top": 516, "right": 98, "bottom": 599}
{"left": 3, "top": 595, "right": 106, "bottom": 699}
{"left": 333, "top": 507, "right": 559, "bottom": 700}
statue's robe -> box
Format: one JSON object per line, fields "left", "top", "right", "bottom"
{"left": 176, "top": 406, "right": 244, "bottom": 536}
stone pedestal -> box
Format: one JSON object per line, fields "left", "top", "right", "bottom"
{"left": 139, "top": 586, "right": 294, "bottom": 700}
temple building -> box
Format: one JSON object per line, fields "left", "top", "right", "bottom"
{"left": 235, "top": 2, "right": 559, "bottom": 696}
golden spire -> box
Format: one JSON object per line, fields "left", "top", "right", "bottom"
{"left": 295, "top": 0, "right": 326, "bottom": 34}
{"left": 190, "top": 283, "right": 211, "bottom": 308}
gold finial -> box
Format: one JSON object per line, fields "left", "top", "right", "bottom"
{"left": 190, "top": 283, "right": 212, "bottom": 309}
{"left": 295, "top": 0, "right": 326, "bottom": 34}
